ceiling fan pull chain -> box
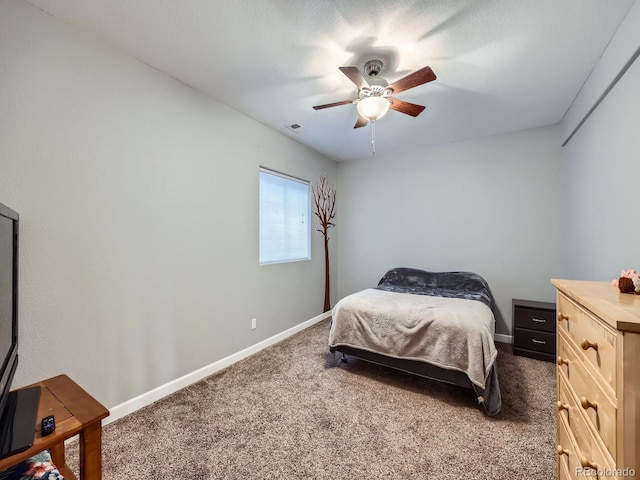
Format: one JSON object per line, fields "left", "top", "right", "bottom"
{"left": 371, "top": 120, "right": 376, "bottom": 156}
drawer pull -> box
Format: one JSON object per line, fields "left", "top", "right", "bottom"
{"left": 557, "top": 445, "right": 570, "bottom": 456}
{"left": 532, "top": 318, "right": 547, "bottom": 323}
{"left": 580, "top": 397, "right": 598, "bottom": 412}
{"left": 557, "top": 312, "right": 569, "bottom": 323}
{"left": 556, "top": 401, "right": 569, "bottom": 412}
{"left": 580, "top": 458, "right": 598, "bottom": 470}
{"left": 556, "top": 356, "right": 569, "bottom": 367}
{"left": 580, "top": 338, "right": 598, "bottom": 351}
{"left": 531, "top": 339, "right": 546, "bottom": 345}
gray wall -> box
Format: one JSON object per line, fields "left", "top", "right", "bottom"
{"left": 336, "top": 125, "right": 566, "bottom": 336}
{"left": 0, "top": 0, "right": 337, "bottom": 408}
{"left": 562, "top": 50, "right": 640, "bottom": 280}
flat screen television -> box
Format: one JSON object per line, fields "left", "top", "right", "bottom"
{"left": 0, "top": 201, "right": 39, "bottom": 459}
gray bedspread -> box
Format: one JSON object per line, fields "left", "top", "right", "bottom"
{"left": 330, "top": 268, "right": 501, "bottom": 416}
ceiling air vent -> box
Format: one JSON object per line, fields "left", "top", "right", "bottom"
{"left": 285, "top": 123, "right": 307, "bottom": 134}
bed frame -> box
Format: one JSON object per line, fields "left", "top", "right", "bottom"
{"left": 329, "top": 345, "right": 473, "bottom": 389}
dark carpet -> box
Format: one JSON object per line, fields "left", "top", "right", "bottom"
{"left": 68, "top": 318, "right": 556, "bottom": 479}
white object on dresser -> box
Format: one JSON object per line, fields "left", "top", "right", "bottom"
{"left": 552, "top": 279, "right": 640, "bottom": 480}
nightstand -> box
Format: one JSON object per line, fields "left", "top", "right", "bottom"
{"left": 512, "top": 298, "right": 556, "bottom": 362}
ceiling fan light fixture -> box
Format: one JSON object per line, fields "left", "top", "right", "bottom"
{"left": 357, "top": 96, "right": 391, "bottom": 121}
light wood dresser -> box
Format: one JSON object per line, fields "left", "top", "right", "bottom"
{"left": 552, "top": 279, "right": 640, "bottom": 480}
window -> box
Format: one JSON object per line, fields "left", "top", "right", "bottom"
{"left": 259, "top": 167, "right": 310, "bottom": 264}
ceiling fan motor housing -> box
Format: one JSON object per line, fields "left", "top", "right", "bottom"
{"left": 361, "top": 60, "right": 392, "bottom": 98}
{"left": 360, "top": 77, "right": 392, "bottom": 100}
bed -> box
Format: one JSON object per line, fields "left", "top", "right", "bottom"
{"left": 328, "top": 267, "right": 501, "bottom": 416}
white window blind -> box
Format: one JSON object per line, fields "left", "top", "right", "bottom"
{"left": 259, "top": 167, "right": 310, "bottom": 264}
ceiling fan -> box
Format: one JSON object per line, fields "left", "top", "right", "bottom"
{"left": 312, "top": 59, "right": 437, "bottom": 128}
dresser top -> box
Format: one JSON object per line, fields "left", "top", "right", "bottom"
{"left": 551, "top": 279, "right": 640, "bottom": 333}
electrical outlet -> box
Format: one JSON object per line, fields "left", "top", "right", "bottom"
{"left": 251, "top": 318, "right": 257, "bottom": 330}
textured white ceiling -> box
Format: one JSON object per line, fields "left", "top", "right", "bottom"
{"left": 26, "top": 0, "right": 636, "bottom": 161}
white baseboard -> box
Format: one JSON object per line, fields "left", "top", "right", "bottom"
{"left": 106, "top": 311, "right": 331, "bottom": 425}
{"left": 494, "top": 333, "right": 513, "bottom": 344}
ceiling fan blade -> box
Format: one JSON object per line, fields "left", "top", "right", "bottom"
{"left": 389, "top": 99, "right": 426, "bottom": 117}
{"left": 339, "top": 66, "right": 370, "bottom": 90}
{"left": 388, "top": 66, "right": 436, "bottom": 95}
{"left": 354, "top": 116, "right": 369, "bottom": 128}
{"left": 312, "top": 99, "right": 355, "bottom": 110}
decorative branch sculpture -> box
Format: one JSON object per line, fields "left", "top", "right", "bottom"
{"left": 312, "top": 174, "right": 336, "bottom": 312}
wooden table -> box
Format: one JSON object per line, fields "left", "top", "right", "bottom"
{"left": 0, "top": 375, "right": 109, "bottom": 480}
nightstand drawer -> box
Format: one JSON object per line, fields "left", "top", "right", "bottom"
{"left": 513, "top": 299, "right": 557, "bottom": 362}
{"left": 513, "top": 328, "right": 556, "bottom": 354}
{"left": 514, "top": 306, "right": 556, "bottom": 333}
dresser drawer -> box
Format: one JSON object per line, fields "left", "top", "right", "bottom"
{"left": 557, "top": 412, "right": 582, "bottom": 480}
{"left": 557, "top": 293, "right": 617, "bottom": 391}
{"left": 514, "top": 305, "right": 556, "bottom": 333}
{"left": 514, "top": 328, "right": 555, "bottom": 354}
{"left": 557, "top": 455, "right": 572, "bottom": 480}
{"left": 557, "top": 332, "right": 617, "bottom": 461}
{"left": 558, "top": 408, "right": 617, "bottom": 479}
{"left": 557, "top": 369, "right": 576, "bottom": 427}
